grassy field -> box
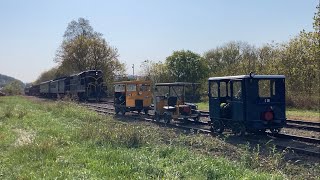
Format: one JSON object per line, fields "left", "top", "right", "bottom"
{"left": 0, "top": 96, "right": 319, "bottom": 179}
{"left": 197, "top": 102, "right": 320, "bottom": 121}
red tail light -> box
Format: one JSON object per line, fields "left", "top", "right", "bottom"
{"left": 264, "top": 111, "right": 274, "bottom": 121}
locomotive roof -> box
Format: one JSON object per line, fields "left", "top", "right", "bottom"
{"left": 155, "top": 82, "right": 200, "bottom": 86}
{"left": 39, "top": 80, "right": 52, "bottom": 84}
{"left": 208, "top": 75, "right": 285, "bottom": 81}
{"left": 70, "top": 70, "right": 103, "bottom": 77}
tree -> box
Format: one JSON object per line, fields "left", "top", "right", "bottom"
{"left": 204, "top": 41, "right": 259, "bottom": 76}
{"left": 35, "top": 18, "right": 125, "bottom": 84}
{"left": 165, "top": 50, "right": 209, "bottom": 83}
{"left": 2, "top": 80, "right": 24, "bottom": 95}
{"left": 34, "top": 67, "right": 59, "bottom": 84}
{"left": 139, "top": 60, "right": 170, "bottom": 83}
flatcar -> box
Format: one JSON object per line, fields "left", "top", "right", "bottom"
{"left": 153, "top": 82, "right": 201, "bottom": 123}
{"left": 114, "top": 81, "right": 152, "bottom": 115}
{"left": 208, "top": 73, "right": 286, "bottom": 135}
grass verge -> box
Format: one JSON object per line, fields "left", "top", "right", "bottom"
{"left": 0, "top": 96, "right": 318, "bottom": 179}
{"left": 286, "top": 108, "right": 319, "bottom": 122}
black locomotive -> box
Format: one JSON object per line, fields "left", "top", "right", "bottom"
{"left": 25, "top": 70, "right": 106, "bottom": 101}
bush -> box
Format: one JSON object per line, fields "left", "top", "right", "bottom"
{"left": 286, "top": 93, "right": 320, "bottom": 110}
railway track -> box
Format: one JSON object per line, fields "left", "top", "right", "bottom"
{"left": 82, "top": 102, "right": 320, "bottom": 157}
{"left": 199, "top": 110, "right": 320, "bottom": 132}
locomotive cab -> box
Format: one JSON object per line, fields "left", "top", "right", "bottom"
{"left": 208, "top": 74, "right": 286, "bottom": 135}
{"left": 114, "top": 81, "right": 152, "bottom": 115}
{"left": 154, "top": 82, "right": 201, "bottom": 123}
{"left": 67, "top": 70, "right": 105, "bottom": 101}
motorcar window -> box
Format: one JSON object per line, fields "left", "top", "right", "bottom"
{"left": 232, "top": 81, "right": 242, "bottom": 100}
{"left": 127, "top": 84, "right": 137, "bottom": 92}
{"left": 258, "top": 80, "right": 274, "bottom": 98}
{"left": 115, "top": 84, "right": 125, "bottom": 92}
{"left": 210, "top": 82, "right": 218, "bottom": 97}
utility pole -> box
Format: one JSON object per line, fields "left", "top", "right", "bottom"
{"left": 132, "top": 64, "right": 134, "bottom": 77}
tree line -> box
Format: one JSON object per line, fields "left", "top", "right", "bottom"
{"left": 140, "top": 5, "right": 319, "bottom": 109}
{"left": 35, "top": 5, "right": 319, "bottom": 109}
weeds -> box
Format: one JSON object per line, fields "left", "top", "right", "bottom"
{"left": 1, "top": 96, "right": 318, "bottom": 179}
{"left": 3, "top": 105, "right": 14, "bottom": 118}
{"left": 239, "top": 141, "right": 286, "bottom": 173}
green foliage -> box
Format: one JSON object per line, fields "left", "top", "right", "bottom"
{"left": 203, "top": 30, "right": 319, "bottom": 109}
{"left": 165, "top": 50, "right": 209, "bottom": 83}
{"left": 35, "top": 18, "right": 125, "bottom": 84}
{"left": 34, "top": 67, "right": 59, "bottom": 84}
{"left": 2, "top": 80, "right": 24, "bottom": 95}
{"left": 139, "top": 60, "right": 171, "bottom": 83}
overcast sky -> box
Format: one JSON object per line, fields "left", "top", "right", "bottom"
{"left": 0, "top": 0, "right": 317, "bottom": 82}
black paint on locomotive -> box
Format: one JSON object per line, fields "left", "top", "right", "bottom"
{"left": 25, "top": 70, "right": 106, "bottom": 101}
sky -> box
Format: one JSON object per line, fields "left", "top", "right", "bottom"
{"left": 0, "top": 0, "right": 318, "bottom": 82}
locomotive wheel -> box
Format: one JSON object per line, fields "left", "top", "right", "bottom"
{"left": 270, "top": 128, "right": 281, "bottom": 134}
{"left": 232, "top": 122, "right": 246, "bottom": 136}
{"left": 163, "top": 113, "right": 171, "bottom": 124}
{"left": 211, "top": 120, "right": 224, "bottom": 134}
{"left": 154, "top": 112, "right": 160, "bottom": 122}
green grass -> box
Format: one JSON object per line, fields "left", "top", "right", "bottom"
{"left": 286, "top": 108, "right": 319, "bottom": 121}
{"left": 197, "top": 102, "right": 209, "bottom": 111}
{"left": 0, "top": 96, "right": 318, "bottom": 179}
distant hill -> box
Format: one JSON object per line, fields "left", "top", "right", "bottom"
{"left": 0, "top": 74, "right": 25, "bottom": 88}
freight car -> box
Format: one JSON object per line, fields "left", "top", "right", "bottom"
{"left": 208, "top": 73, "right": 286, "bottom": 135}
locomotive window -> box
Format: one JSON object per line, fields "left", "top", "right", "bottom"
{"left": 127, "top": 84, "right": 137, "bottom": 92}
{"left": 115, "top": 84, "right": 125, "bottom": 92}
{"left": 258, "top": 80, "right": 274, "bottom": 97}
{"left": 210, "top": 82, "right": 218, "bottom": 97}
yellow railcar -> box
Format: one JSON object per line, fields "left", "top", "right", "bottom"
{"left": 114, "top": 81, "right": 152, "bottom": 115}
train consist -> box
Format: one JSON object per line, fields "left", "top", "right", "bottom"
{"left": 26, "top": 71, "right": 287, "bottom": 135}
{"left": 113, "top": 74, "right": 286, "bottom": 134}
{"left": 25, "top": 70, "right": 106, "bottom": 101}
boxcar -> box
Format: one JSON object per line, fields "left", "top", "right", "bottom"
{"left": 208, "top": 74, "right": 286, "bottom": 135}
{"left": 114, "top": 81, "right": 152, "bottom": 115}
